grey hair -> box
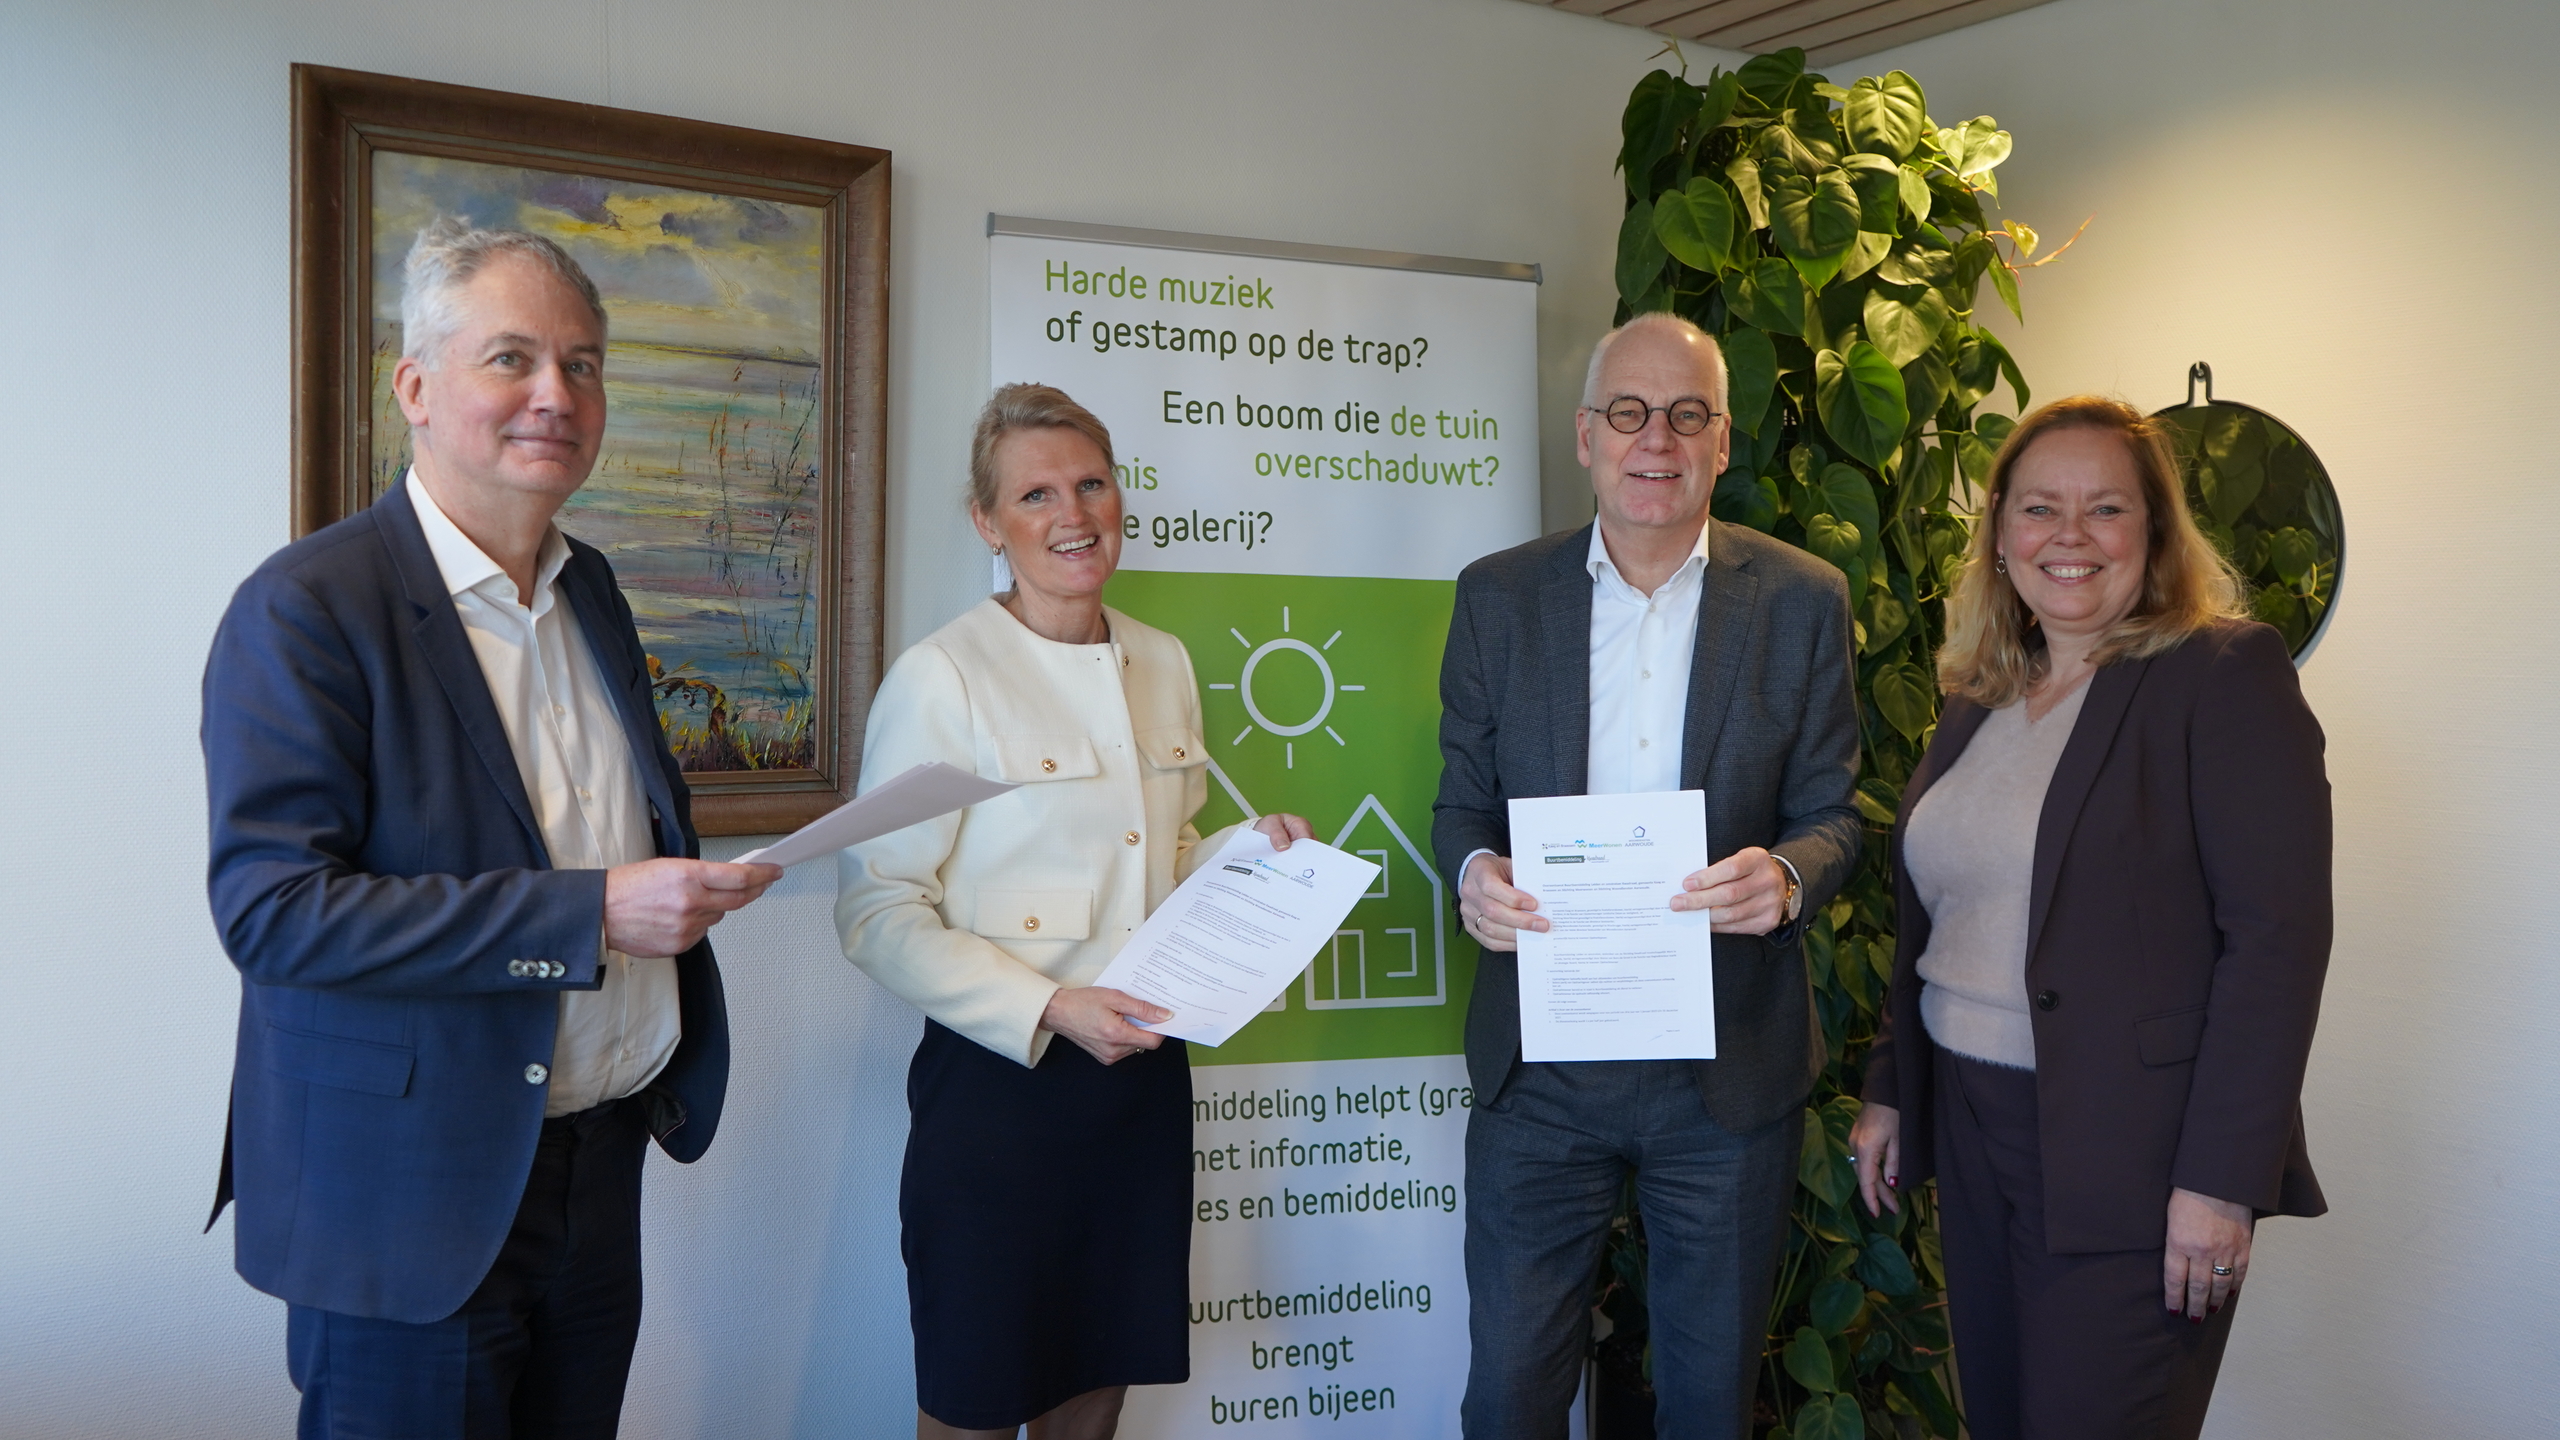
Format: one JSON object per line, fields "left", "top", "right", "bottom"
{"left": 399, "top": 216, "right": 608, "bottom": 367}
{"left": 967, "top": 383, "right": 1116, "bottom": 515}
{"left": 1580, "top": 310, "right": 1729, "bottom": 414}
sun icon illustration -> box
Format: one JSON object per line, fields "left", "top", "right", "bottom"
{"left": 1206, "top": 606, "right": 1365, "bottom": 769}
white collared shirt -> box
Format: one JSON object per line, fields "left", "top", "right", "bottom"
{"left": 1584, "top": 521, "right": 1710, "bottom": 796}
{"left": 406, "top": 470, "right": 676, "bottom": 1117}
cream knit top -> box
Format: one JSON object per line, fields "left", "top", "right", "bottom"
{"left": 1901, "top": 681, "right": 2090, "bottom": 1071}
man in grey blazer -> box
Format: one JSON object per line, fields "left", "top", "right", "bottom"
{"left": 1433, "top": 312, "right": 1862, "bottom": 1438}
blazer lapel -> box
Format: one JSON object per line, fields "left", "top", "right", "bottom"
{"left": 1680, "top": 524, "right": 1759, "bottom": 789}
{"left": 1540, "top": 527, "right": 1595, "bottom": 795}
{"left": 2024, "top": 655, "right": 2154, "bottom": 967}
{"left": 560, "top": 557, "right": 684, "bottom": 853}
{"left": 375, "top": 483, "right": 552, "bottom": 865}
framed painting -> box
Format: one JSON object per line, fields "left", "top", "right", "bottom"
{"left": 291, "top": 64, "right": 888, "bottom": 835}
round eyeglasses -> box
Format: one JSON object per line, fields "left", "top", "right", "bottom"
{"left": 1590, "top": 396, "right": 1721, "bottom": 436}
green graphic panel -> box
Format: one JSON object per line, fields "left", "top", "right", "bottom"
{"left": 1105, "top": 570, "right": 1480, "bottom": 1065}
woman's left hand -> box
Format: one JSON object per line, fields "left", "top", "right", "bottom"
{"left": 2164, "top": 1186, "right": 2253, "bottom": 1320}
{"left": 1252, "top": 814, "right": 1315, "bottom": 850}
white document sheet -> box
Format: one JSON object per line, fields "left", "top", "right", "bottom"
{"left": 733, "top": 762, "right": 1017, "bottom": 869}
{"left": 1507, "top": 790, "right": 1717, "bottom": 1062}
{"left": 1092, "top": 829, "right": 1382, "bottom": 1048}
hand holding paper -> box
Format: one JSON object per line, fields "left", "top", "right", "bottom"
{"left": 1089, "top": 828, "right": 1381, "bottom": 1047}
{"left": 1507, "top": 791, "right": 1717, "bottom": 1062}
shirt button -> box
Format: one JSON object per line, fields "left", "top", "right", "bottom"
{"left": 578, "top": 787, "right": 592, "bottom": 801}
{"left": 507, "top": 960, "right": 527, "bottom": 977}
{"left": 1124, "top": 831, "right": 1141, "bottom": 846}
{"left": 1639, "top": 738, "right": 1650, "bottom": 748}
{"left": 1640, "top": 670, "right": 1651, "bottom": 680}
{"left": 1024, "top": 916, "right": 1041, "bottom": 932}
{"left": 524, "top": 1063, "right": 550, "bottom": 1085}
{"left": 1041, "top": 758, "right": 1057, "bottom": 773}
{"left": 1173, "top": 746, "right": 1187, "bottom": 760}
{"left": 2035, "top": 990, "right": 2061, "bottom": 1011}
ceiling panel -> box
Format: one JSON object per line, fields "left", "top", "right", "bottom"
{"left": 1529, "top": 0, "right": 2061, "bottom": 67}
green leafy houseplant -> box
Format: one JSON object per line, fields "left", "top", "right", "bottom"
{"left": 1587, "top": 47, "right": 2066, "bottom": 1440}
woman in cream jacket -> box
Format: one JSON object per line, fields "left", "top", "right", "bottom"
{"left": 838, "top": 384, "right": 1309, "bottom": 1440}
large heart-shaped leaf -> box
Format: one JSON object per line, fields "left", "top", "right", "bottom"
{"left": 1726, "top": 153, "right": 1770, "bottom": 229}
{"left": 1862, "top": 589, "right": 1910, "bottom": 655}
{"left": 1721, "top": 326, "right": 1778, "bottom": 435}
{"left": 1950, "top": 116, "right": 2013, "bottom": 177}
{"left": 1897, "top": 163, "right": 1933, "bottom": 225}
{"left": 1731, "top": 258, "right": 1808, "bottom": 335}
{"left": 1877, "top": 241, "right": 1954, "bottom": 290}
{"left": 1794, "top": 1394, "right": 1865, "bottom": 1440}
{"left": 1838, "top": 153, "right": 1902, "bottom": 232}
{"left": 1816, "top": 463, "right": 1881, "bottom": 541}
{"left": 1857, "top": 1231, "right": 1921, "bottom": 1294}
{"left": 1712, "top": 465, "right": 1780, "bottom": 533}
{"left": 1784, "top": 1326, "right": 1838, "bottom": 1394}
{"left": 1986, "top": 251, "right": 2024, "bottom": 322}
{"left": 1771, "top": 168, "right": 1861, "bottom": 261}
{"left": 1798, "top": 1110, "right": 1847, "bottom": 1206}
{"left": 1874, "top": 662, "right": 1935, "bottom": 741}
{"left": 2269, "top": 526, "right": 2319, "bottom": 587}
{"left": 1837, "top": 230, "right": 1893, "bottom": 285}
{"left": 1653, "top": 178, "right": 1736, "bottom": 273}
{"left": 1803, "top": 511, "right": 1864, "bottom": 571}
{"left": 1863, "top": 284, "right": 1951, "bottom": 368}
{"left": 1844, "top": 71, "right": 1928, "bottom": 158}
{"left": 1809, "top": 1275, "right": 1868, "bottom": 1335}
{"left": 1616, "top": 197, "right": 1668, "bottom": 307}
{"left": 1902, "top": 350, "right": 1953, "bottom": 433}
{"left": 1815, "top": 343, "right": 1910, "bottom": 469}
{"left": 1617, "top": 70, "right": 1696, "bottom": 197}
{"left": 1735, "top": 47, "right": 1805, "bottom": 107}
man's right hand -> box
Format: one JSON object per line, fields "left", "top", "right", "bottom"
{"left": 603, "top": 858, "right": 784, "bottom": 957}
{"left": 1458, "top": 853, "right": 1546, "bottom": 953}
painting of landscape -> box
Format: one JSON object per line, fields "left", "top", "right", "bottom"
{"left": 368, "top": 150, "right": 825, "bottom": 775}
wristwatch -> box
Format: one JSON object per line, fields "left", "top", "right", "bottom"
{"left": 1774, "top": 858, "right": 1803, "bottom": 925}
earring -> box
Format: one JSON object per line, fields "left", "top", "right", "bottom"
{"left": 990, "top": 545, "right": 1013, "bottom": 594}
{"left": 1994, "top": 555, "right": 2008, "bottom": 574}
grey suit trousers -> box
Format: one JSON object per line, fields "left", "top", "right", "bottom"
{"left": 1461, "top": 1060, "right": 1799, "bottom": 1440}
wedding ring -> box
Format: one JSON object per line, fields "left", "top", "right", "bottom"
{"left": 2210, "top": 1265, "right": 2234, "bottom": 1276}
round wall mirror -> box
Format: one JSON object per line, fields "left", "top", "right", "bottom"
{"left": 2151, "top": 363, "right": 2343, "bottom": 660}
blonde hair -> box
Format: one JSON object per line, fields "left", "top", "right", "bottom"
{"left": 1937, "top": 395, "right": 2245, "bottom": 707}
{"left": 967, "top": 383, "right": 1114, "bottom": 515}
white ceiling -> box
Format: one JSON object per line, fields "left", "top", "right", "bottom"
{"left": 1527, "top": 0, "right": 2063, "bottom": 67}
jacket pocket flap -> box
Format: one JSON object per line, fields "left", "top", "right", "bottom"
{"left": 266, "top": 1025, "right": 415, "bottom": 1097}
{"left": 988, "top": 734, "right": 1101, "bottom": 783}
{"left": 1134, "top": 724, "right": 1208, "bottom": 771}
{"left": 971, "top": 887, "right": 1094, "bottom": 942}
{"left": 2134, "top": 1005, "right": 2209, "bottom": 1067}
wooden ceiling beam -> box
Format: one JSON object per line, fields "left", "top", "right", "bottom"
{"left": 1526, "top": 0, "right": 2062, "bottom": 66}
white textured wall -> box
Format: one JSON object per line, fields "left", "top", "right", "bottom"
{"left": 0, "top": 2, "right": 1676, "bottom": 1435}
{"left": 1848, "top": 1, "right": 2556, "bottom": 1434}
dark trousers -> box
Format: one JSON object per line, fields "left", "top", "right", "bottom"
{"left": 1461, "top": 1059, "right": 1799, "bottom": 1440}
{"left": 287, "top": 1099, "right": 650, "bottom": 1440}
{"left": 1933, "top": 1048, "right": 2236, "bottom": 1440}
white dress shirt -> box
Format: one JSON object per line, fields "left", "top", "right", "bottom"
{"left": 1585, "top": 521, "right": 1711, "bottom": 796}
{"left": 407, "top": 471, "right": 675, "bottom": 1117}
{"left": 1466, "top": 519, "right": 1799, "bottom": 902}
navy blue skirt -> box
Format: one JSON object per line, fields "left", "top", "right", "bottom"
{"left": 901, "top": 1020, "right": 1193, "bottom": 1428}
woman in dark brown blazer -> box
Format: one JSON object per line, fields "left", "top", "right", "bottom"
{"left": 1847, "top": 396, "right": 2331, "bottom": 1440}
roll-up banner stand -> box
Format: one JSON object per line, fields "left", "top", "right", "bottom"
{"left": 990, "top": 216, "right": 1541, "bottom": 1433}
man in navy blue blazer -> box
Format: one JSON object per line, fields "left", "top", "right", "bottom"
{"left": 203, "top": 219, "right": 782, "bottom": 1439}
